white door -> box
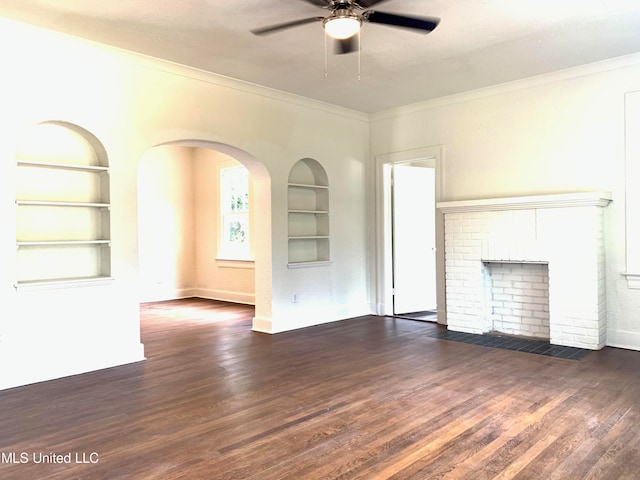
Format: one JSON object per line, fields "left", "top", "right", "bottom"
{"left": 392, "top": 164, "right": 437, "bottom": 314}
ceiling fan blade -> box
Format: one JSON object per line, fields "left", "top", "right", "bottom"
{"left": 251, "top": 17, "right": 324, "bottom": 36}
{"left": 365, "top": 11, "right": 440, "bottom": 33}
{"left": 299, "top": 0, "right": 330, "bottom": 6}
{"left": 355, "top": 0, "right": 390, "bottom": 7}
{"left": 334, "top": 36, "right": 358, "bottom": 55}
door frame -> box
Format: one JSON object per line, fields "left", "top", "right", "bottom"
{"left": 374, "top": 145, "right": 446, "bottom": 323}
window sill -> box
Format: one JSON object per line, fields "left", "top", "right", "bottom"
{"left": 622, "top": 272, "right": 640, "bottom": 289}
{"left": 216, "top": 258, "right": 255, "bottom": 269}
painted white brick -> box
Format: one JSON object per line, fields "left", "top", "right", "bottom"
{"left": 522, "top": 301, "right": 542, "bottom": 309}
{"left": 523, "top": 274, "right": 545, "bottom": 282}
{"left": 493, "top": 307, "right": 512, "bottom": 316}
{"left": 512, "top": 295, "right": 534, "bottom": 304}
{"left": 493, "top": 293, "right": 512, "bottom": 302}
{"left": 502, "top": 287, "right": 521, "bottom": 295}
{"left": 504, "top": 301, "right": 522, "bottom": 310}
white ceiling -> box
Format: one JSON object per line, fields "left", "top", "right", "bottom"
{"left": 2, "top": 0, "right": 640, "bottom": 113}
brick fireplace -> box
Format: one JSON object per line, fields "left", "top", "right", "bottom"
{"left": 437, "top": 192, "right": 612, "bottom": 350}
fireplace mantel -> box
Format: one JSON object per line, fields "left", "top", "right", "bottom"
{"left": 437, "top": 191, "right": 612, "bottom": 213}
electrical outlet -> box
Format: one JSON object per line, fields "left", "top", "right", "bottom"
{"left": 292, "top": 293, "right": 298, "bottom": 303}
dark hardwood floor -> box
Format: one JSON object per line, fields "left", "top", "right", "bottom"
{"left": 1, "top": 298, "right": 640, "bottom": 479}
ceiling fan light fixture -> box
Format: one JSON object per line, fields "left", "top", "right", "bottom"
{"left": 323, "top": 15, "right": 362, "bottom": 40}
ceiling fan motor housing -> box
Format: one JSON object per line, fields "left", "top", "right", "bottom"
{"left": 325, "top": 2, "right": 361, "bottom": 21}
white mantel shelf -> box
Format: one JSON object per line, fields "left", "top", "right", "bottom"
{"left": 437, "top": 191, "right": 612, "bottom": 213}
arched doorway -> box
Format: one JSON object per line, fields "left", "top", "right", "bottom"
{"left": 137, "top": 140, "right": 272, "bottom": 329}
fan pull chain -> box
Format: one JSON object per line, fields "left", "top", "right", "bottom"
{"left": 357, "top": 30, "right": 361, "bottom": 81}
{"left": 324, "top": 31, "right": 328, "bottom": 79}
{"left": 322, "top": 31, "right": 362, "bottom": 80}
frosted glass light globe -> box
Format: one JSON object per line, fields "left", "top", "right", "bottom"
{"left": 324, "top": 17, "right": 361, "bottom": 39}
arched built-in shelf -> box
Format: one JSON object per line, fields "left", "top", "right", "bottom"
{"left": 14, "top": 121, "right": 112, "bottom": 288}
{"left": 287, "top": 158, "right": 330, "bottom": 267}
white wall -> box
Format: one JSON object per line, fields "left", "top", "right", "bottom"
{"left": 138, "top": 145, "right": 197, "bottom": 301}
{"left": 270, "top": 147, "right": 371, "bottom": 332}
{"left": 0, "top": 19, "right": 371, "bottom": 389}
{"left": 193, "top": 148, "right": 256, "bottom": 305}
{"left": 370, "top": 55, "right": 640, "bottom": 350}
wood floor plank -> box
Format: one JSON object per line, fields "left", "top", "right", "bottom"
{"left": 513, "top": 378, "right": 634, "bottom": 480}
{"left": 430, "top": 388, "right": 576, "bottom": 480}
{"left": 2, "top": 299, "right": 640, "bottom": 479}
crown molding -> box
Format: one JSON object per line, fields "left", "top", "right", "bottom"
{"left": 130, "top": 56, "right": 369, "bottom": 123}
{"left": 8, "top": 17, "right": 640, "bottom": 124}
{"left": 371, "top": 52, "right": 640, "bottom": 121}
{"left": 3, "top": 18, "right": 369, "bottom": 123}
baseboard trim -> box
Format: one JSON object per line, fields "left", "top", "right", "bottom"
{"left": 607, "top": 329, "right": 640, "bottom": 351}
{"left": 138, "top": 288, "right": 197, "bottom": 303}
{"left": 139, "top": 288, "right": 255, "bottom": 305}
{"left": 194, "top": 289, "right": 255, "bottom": 305}
{"left": 252, "top": 316, "right": 273, "bottom": 334}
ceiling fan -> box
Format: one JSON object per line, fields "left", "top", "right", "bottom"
{"left": 251, "top": 0, "right": 440, "bottom": 55}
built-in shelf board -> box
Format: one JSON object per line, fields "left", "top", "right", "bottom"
{"left": 482, "top": 259, "right": 549, "bottom": 265}
{"left": 14, "top": 276, "right": 115, "bottom": 291}
{"left": 288, "top": 236, "right": 330, "bottom": 240}
{"left": 16, "top": 240, "right": 111, "bottom": 247}
{"left": 287, "top": 260, "right": 332, "bottom": 269}
{"left": 16, "top": 200, "right": 111, "bottom": 208}
{"left": 288, "top": 210, "right": 329, "bottom": 214}
{"left": 288, "top": 183, "right": 329, "bottom": 190}
{"left": 17, "top": 160, "right": 109, "bottom": 173}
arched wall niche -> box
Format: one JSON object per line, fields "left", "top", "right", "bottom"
{"left": 17, "top": 120, "right": 108, "bottom": 166}
{"left": 138, "top": 139, "right": 273, "bottom": 326}
{"left": 15, "top": 120, "right": 112, "bottom": 286}
{"left": 287, "top": 158, "right": 330, "bottom": 266}
{"left": 288, "top": 158, "right": 329, "bottom": 186}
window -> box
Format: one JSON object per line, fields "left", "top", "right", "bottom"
{"left": 219, "top": 165, "right": 250, "bottom": 259}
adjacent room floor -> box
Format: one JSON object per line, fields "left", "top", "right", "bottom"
{"left": 1, "top": 298, "right": 639, "bottom": 479}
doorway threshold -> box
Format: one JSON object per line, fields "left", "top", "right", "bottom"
{"left": 393, "top": 310, "right": 437, "bottom": 322}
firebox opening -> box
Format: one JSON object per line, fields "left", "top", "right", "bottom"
{"left": 483, "top": 261, "right": 550, "bottom": 341}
